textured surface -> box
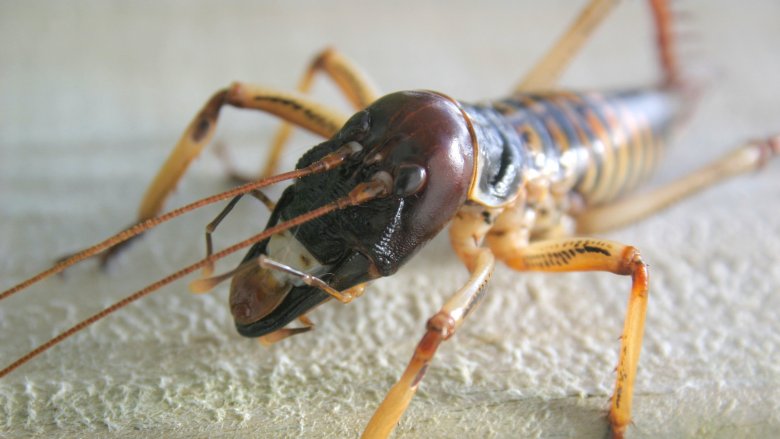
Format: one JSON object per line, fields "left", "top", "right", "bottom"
{"left": 2, "top": 1, "right": 779, "bottom": 438}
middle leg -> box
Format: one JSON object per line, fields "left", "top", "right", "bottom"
{"left": 499, "top": 237, "right": 648, "bottom": 439}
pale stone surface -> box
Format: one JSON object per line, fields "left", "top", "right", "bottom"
{"left": 2, "top": 1, "right": 779, "bottom": 437}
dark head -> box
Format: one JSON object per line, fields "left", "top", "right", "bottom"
{"left": 230, "top": 90, "right": 476, "bottom": 337}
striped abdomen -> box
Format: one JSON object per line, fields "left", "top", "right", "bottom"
{"left": 463, "top": 88, "right": 681, "bottom": 207}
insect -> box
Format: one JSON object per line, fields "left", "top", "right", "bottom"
{"left": 1, "top": 0, "right": 780, "bottom": 438}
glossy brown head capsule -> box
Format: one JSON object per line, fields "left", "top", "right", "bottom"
{"left": 230, "top": 90, "right": 476, "bottom": 337}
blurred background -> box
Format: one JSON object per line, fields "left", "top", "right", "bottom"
{"left": 2, "top": 1, "right": 779, "bottom": 437}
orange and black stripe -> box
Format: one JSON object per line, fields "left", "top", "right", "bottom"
{"left": 463, "top": 87, "right": 679, "bottom": 207}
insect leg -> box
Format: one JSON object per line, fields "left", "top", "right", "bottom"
{"left": 649, "top": 0, "right": 682, "bottom": 87}
{"left": 98, "top": 84, "right": 348, "bottom": 265}
{"left": 200, "top": 190, "right": 272, "bottom": 277}
{"left": 139, "top": 83, "right": 347, "bottom": 222}
{"left": 362, "top": 205, "right": 498, "bottom": 438}
{"left": 500, "top": 237, "right": 648, "bottom": 439}
{"left": 576, "top": 134, "right": 780, "bottom": 233}
{"left": 258, "top": 48, "right": 381, "bottom": 179}
{"left": 515, "top": 0, "right": 621, "bottom": 92}
{"left": 362, "top": 250, "right": 495, "bottom": 439}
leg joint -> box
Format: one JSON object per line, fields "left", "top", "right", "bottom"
{"left": 755, "top": 135, "right": 780, "bottom": 169}
{"left": 312, "top": 46, "right": 337, "bottom": 69}
{"left": 617, "top": 246, "right": 645, "bottom": 275}
{"left": 620, "top": 246, "right": 649, "bottom": 299}
{"left": 426, "top": 311, "right": 456, "bottom": 341}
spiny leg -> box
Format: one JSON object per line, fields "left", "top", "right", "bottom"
{"left": 515, "top": 0, "right": 621, "bottom": 92}
{"left": 649, "top": 0, "right": 683, "bottom": 87}
{"left": 499, "top": 237, "right": 648, "bottom": 439}
{"left": 98, "top": 83, "right": 348, "bottom": 265}
{"left": 258, "top": 47, "right": 381, "bottom": 179}
{"left": 576, "top": 135, "right": 780, "bottom": 234}
{"left": 516, "top": 0, "right": 683, "bottom": 92}
{"left": 362, "top": 205, "right": 498, "bottom": 438}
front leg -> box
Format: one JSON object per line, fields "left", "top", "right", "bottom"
{"left": 361, "top": 250, "right": 495, "bottom": 439}
{"left": 361, "top": 205, "right": 499, "bottom": 438}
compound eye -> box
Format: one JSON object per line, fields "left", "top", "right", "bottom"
{"left": 394, "top": 164, "right": 427, "bottom": 196}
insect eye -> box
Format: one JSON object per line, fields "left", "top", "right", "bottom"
{"left": 394, "top": 164, "right": 427, "bottom": 196}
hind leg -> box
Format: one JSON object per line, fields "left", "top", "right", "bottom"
{"left": 515, "top": 0, "right": 622, "bottom": 92}
{"left": 516, "top": 0, "right": 682, "bottom": 92}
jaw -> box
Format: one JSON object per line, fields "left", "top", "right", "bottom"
{"left": 232, "top": 248, "right": 378, "bottom": 338}
{"left": 234, "top": 285, "right": 330, "bottom": 337}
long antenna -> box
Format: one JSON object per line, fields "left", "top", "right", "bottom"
{"left": 0, "top": 178, "right": 388, "bottom": 379}
{"left": 0, "top": 144, "right": 357, "bottom": 302}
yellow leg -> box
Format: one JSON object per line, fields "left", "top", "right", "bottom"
{"left": 576, "top": 135, "right": 780, "bottom": 233}
{"left": 93, "top": 83, "right": 348, "bottom": 264}
{"left": 260, "top": 47, "right": 381, "bottom": 178}
{"left": 362, "top": 205, "right": 499, "bottom": 438}
{"left": 515, "top": 0, "right": 621, "bottom": 92}
{"left": 361, "top": 250, "right": 495, "bottom": 439}
{"left": 501, "top": 237, "right": 648, "bottom": 439}
{"left": 139, "top": 82, "right": 348, "bottom": 221}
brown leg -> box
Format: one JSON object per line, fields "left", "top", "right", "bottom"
{"left": 649, "top": 0, "right": 682, "bottom": 87}
{"left": 259, "top": 48, "right": 381, "bottom": 178}
{"left": 515, "top": 0, "right": 621, "bottom": 92}
{"left": 576, "top": 135, "right": 780, "bottom": 233}
{"left": 500, "top": 237, "right": 648, "bottom": 439}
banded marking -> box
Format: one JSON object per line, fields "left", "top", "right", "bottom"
{"left": 485, "top": 88, "right": 676, "bottom": 208}
{"left": 582, "top": 93, "right": 630, "bottom": 202}
{"left": 548, "top": 96, "right": 603, "bottom": 201}
{"left": 608, "top": 94, "right": 648, "bottom": 195}
{"left": 518, "top": 93, "right": 602, "bottom": 196}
